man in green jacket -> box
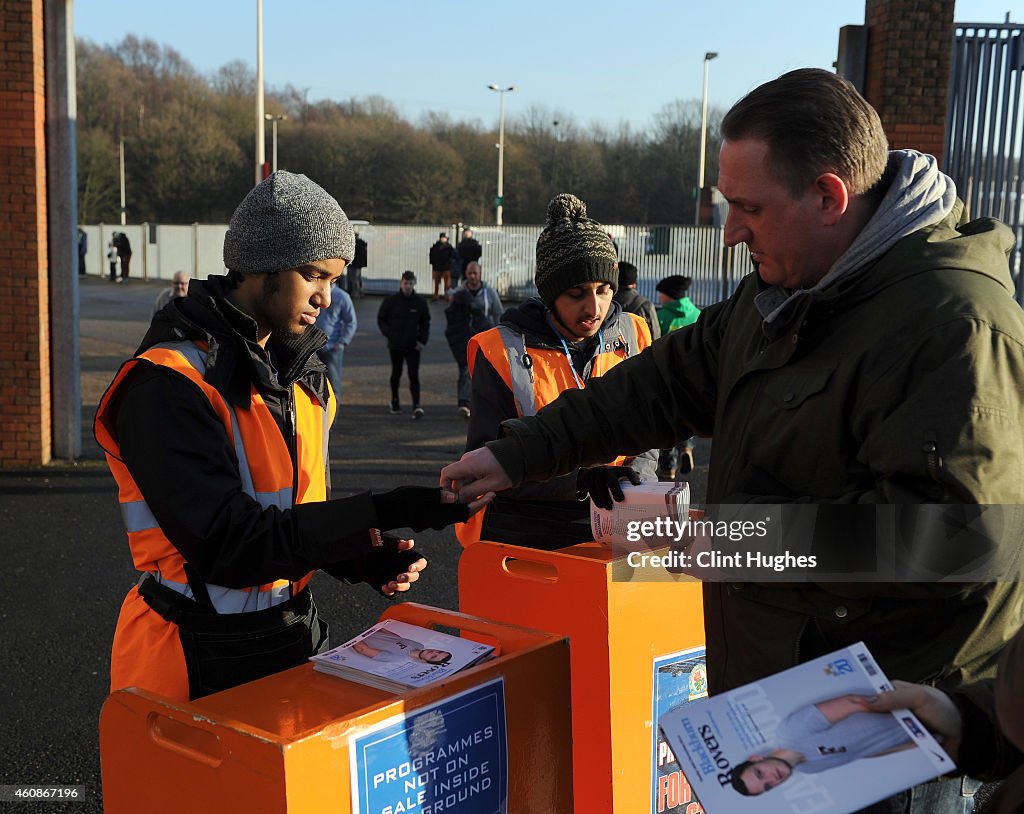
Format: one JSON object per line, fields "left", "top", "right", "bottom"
{"left": 442, "top": 68, "right": 1024, "bottom": 812}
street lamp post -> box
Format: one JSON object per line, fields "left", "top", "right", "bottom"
{"left": 488, "top": 84, "right": 516, "bottom": 226}
{"left": 696, "top": 51, "right": 718, "bottom": 226}
{"left": 118, "top": 136, "right": 126, "bottom": 225}
{"left": 265, "top": 113, "right": 287, "bottom": 173}
{"left": 255, "top": 0, "right": 266, "bottom": 185}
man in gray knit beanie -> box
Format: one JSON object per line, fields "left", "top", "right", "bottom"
{"left": 96, "top": 170, "right": 485, "bottom": 705}
{"left": 224, "top": 171, "right": 355, "bottom": 275}
{"left": 216, "top": 171, "right": 355, "bottom": 346}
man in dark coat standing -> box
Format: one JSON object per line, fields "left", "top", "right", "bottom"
{"left": 428, "top": 233, "right": 456, "bottom": 301}
{"left": 611, "top": 261, "right": 661, "bottom": 340}
{"left": 378, "top": 271, "right": 431, "bottom": 418}
{"left": 347, "top": 232, "right": 368, "bottom": 299}
{"left": 113, "top": 231, "right": 132, "bottom": 281}
{"left": 454, "top": 227, "right": 482, "bottom": 289}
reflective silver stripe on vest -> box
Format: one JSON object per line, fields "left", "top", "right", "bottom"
{"left": 150, "top": 572, "right": 292, "bottom": 613}
{"left": 124, "top": 340, "right": 327, "bottom": 612}
{"left": 495, "top": 325, "right": 538, "bottom": 417}
{"left": 321, "top": 389, "right": 332, "bottom": 483}
{"left": 614, "top": 314, "right": 639, "bottom": 358}
{"left": 495, "top": 316, "right": 640, "bottom": 418}
{"left": 122, "top": 499, "right": 158, "bottom": 533}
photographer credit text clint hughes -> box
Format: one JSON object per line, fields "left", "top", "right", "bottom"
{"left": 621, "top": 514, "right": 821, "bottom": 576}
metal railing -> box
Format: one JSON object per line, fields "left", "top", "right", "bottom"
{"left": 945, "top": 21, "right": 1024, "bottom": 295}
{"left": 79, "top": 222, "right": 755, "bottom": 308}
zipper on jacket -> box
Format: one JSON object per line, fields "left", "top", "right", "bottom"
{"left": 922, "top": 431, "right": 943, "bottom": 485}
{"left": 285, "top": 388, "right": 299, "bottom": 501}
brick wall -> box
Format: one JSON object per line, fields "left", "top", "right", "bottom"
{"left": 864, "top": 0, "right": 955, "bottom": 164}
{"left": 0, "top": 0, "right": 51, "bottom": 466}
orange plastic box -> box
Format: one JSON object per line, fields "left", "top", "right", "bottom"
{"left": 459, "top": 539, "right": 705, "bottom": 814}
{"left": 100, "top": 603, "right": 572, "bottom": 814}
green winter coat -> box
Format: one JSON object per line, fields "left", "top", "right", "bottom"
{"left": 656, "top": 296, "right": 701, "bottom": 335}
{"left": 489, "top": 203, "right": 1024, "bottom": 696}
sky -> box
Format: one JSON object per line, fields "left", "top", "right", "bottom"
{"left": 74, "top": 1, "right": 1022, "bottom": 132}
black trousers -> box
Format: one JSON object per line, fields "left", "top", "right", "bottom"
{"left": 389, "top": 347, "right": 421, "bottom": 406}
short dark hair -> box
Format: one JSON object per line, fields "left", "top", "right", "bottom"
{"left": 729, "top": 760, "right": 757, "bottom": 796}
{"left": 401, "top": 270, "right": 416, "bottom": 282}
{"left": 721, "top": 68, "right": 888, "bottom": 198}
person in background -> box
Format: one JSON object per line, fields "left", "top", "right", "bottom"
{"left": 612, "top": 261, "right": 661, "bottom": 340}
{"left": 654, "top": 274, "right": 701, "bottom": 477}
{"left": 428, "top": 232, "right": 456, "bottom": 301}
{"left": 314, "top": 278, "right": 357, "bottom": 409}
{"left": 456, "top": 193, "right": 659, "bottom": 548}
{"left": 655, "top": 274, "right": 701, "bottom": 336}
{"left": 444, "top": 261, "right": 503, "bottom": 419}
{"left": 95, "top": 171, "right": 479, "bottom": 703}
{"left": 78, "top": 227, "right": 88, "bottom": 276}
{"left": 151, "top": 270, "right": 190, "bottom": 317}
{"left": 378, "top": 271, "right": 430, "bottom": 418}
{"left": 441, "top": 69, "right": 1024, "bottom": 812}
{"left": 454, "top": 227, "right": 482, "bottom": 290}
{"left": 107, "top": 237, "right": 120, "bottom": 282}
{"left": 347, "top": 232, "right": 367, "bottom": 299}
{"left": 113, "top": 231, "right": 132, "bottom": 281}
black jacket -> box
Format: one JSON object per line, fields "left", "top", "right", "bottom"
{"left": 377, "top": 290, "right": 430, "bottom": 351}
{"left": 102, "top": 275, "right": 382, "bottom": 588}
{"left": 113, "top": 232, "right": 132, "bottom": 257}
{"left": 613, "top": 287, "right": 661, "bottom": 340}
{"left": 456, "top": 237, "right": 482, "bottom": 267}
{"left": 429, "top": 241, "right": 456, "bottom": 271}
{"left": 467, "top": 298, "right": 658, "bottom": 502}
{"left": 351, "top": 237, "right": 368, "bottom": 269}
{"left": 444, "top": 283, "right": 502, "bottom": 365}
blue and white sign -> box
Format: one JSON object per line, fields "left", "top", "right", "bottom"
{"left": 350, "top": 678, "right": 508, "bottom": 814}
{"left": 652, "top": 646, "right": 707, "bottom": 814}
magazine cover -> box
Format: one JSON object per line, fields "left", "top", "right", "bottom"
{"left": 658, "top": 642, "right": 954, "bottom": 813}
{"left": 653, "top": 646, "right": 708, "bottom": 813}
{"left": 311, "top": 619, "right": 494, "bottom": 690}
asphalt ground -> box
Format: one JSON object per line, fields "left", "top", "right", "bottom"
{"left": 0, "top": 275, "right": 711, "bottom": 813}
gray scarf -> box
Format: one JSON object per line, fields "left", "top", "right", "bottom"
{"left": 756, "top": 149, "right": 958, "bottom": 323}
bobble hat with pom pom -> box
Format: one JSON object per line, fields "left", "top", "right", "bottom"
{"left": 534, "top": 193, "right": 618, "bottom": 306}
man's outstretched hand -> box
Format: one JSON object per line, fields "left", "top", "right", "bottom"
{"left": 866, "top": 680, "right": 963, "bottom": 763}
{"left": 440, "top": 447, "right": 513, "bottom": 504}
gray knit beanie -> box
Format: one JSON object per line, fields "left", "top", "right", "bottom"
{"left": 223, "top": 171, "right": 355, "bottom": 274}
{"left": 535, "top": 193, "right": 618, "bottom": 306}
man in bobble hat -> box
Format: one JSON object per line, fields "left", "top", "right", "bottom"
{"left": 453, "top": 192, "right": 659, "bottom": 547}
{"left": 96, "top": 171, "right": 487, "bottom": 702}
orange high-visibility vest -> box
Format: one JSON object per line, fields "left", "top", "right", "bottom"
{"left": 95, "top": 340, "right": 335, "bottom": 698}
{"left": 457, "top": 313, "right": 651, "bottom": 546}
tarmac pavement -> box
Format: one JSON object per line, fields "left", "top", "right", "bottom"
{"left": 0, "top": 274, "right": 710, "bottom": 812}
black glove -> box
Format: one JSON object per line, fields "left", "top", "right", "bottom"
{"left": 576, "top": 465, "right": 642, "bottom": 511}
{"left": 321, "top": 535, "right": 427, "bottom": 598}
{"left": 371, "top": 486, "right": 470, "bottom": 532}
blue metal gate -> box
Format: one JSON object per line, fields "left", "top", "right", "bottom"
{"left": 945, "top": 19, "right": 1024, "bottom": 298}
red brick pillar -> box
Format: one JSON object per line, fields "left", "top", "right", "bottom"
{"left": 863, "top": 0, "right": 955, "bottom": 166}
{"left": 0, "top": 0, "right": 51, "bottom": 466}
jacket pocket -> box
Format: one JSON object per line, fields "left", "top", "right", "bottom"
{"left": 179, "top": 595, "right": 329, "bottom": 699}
{"left": 763, "top": 364, "right": 837, "bottom": 411}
